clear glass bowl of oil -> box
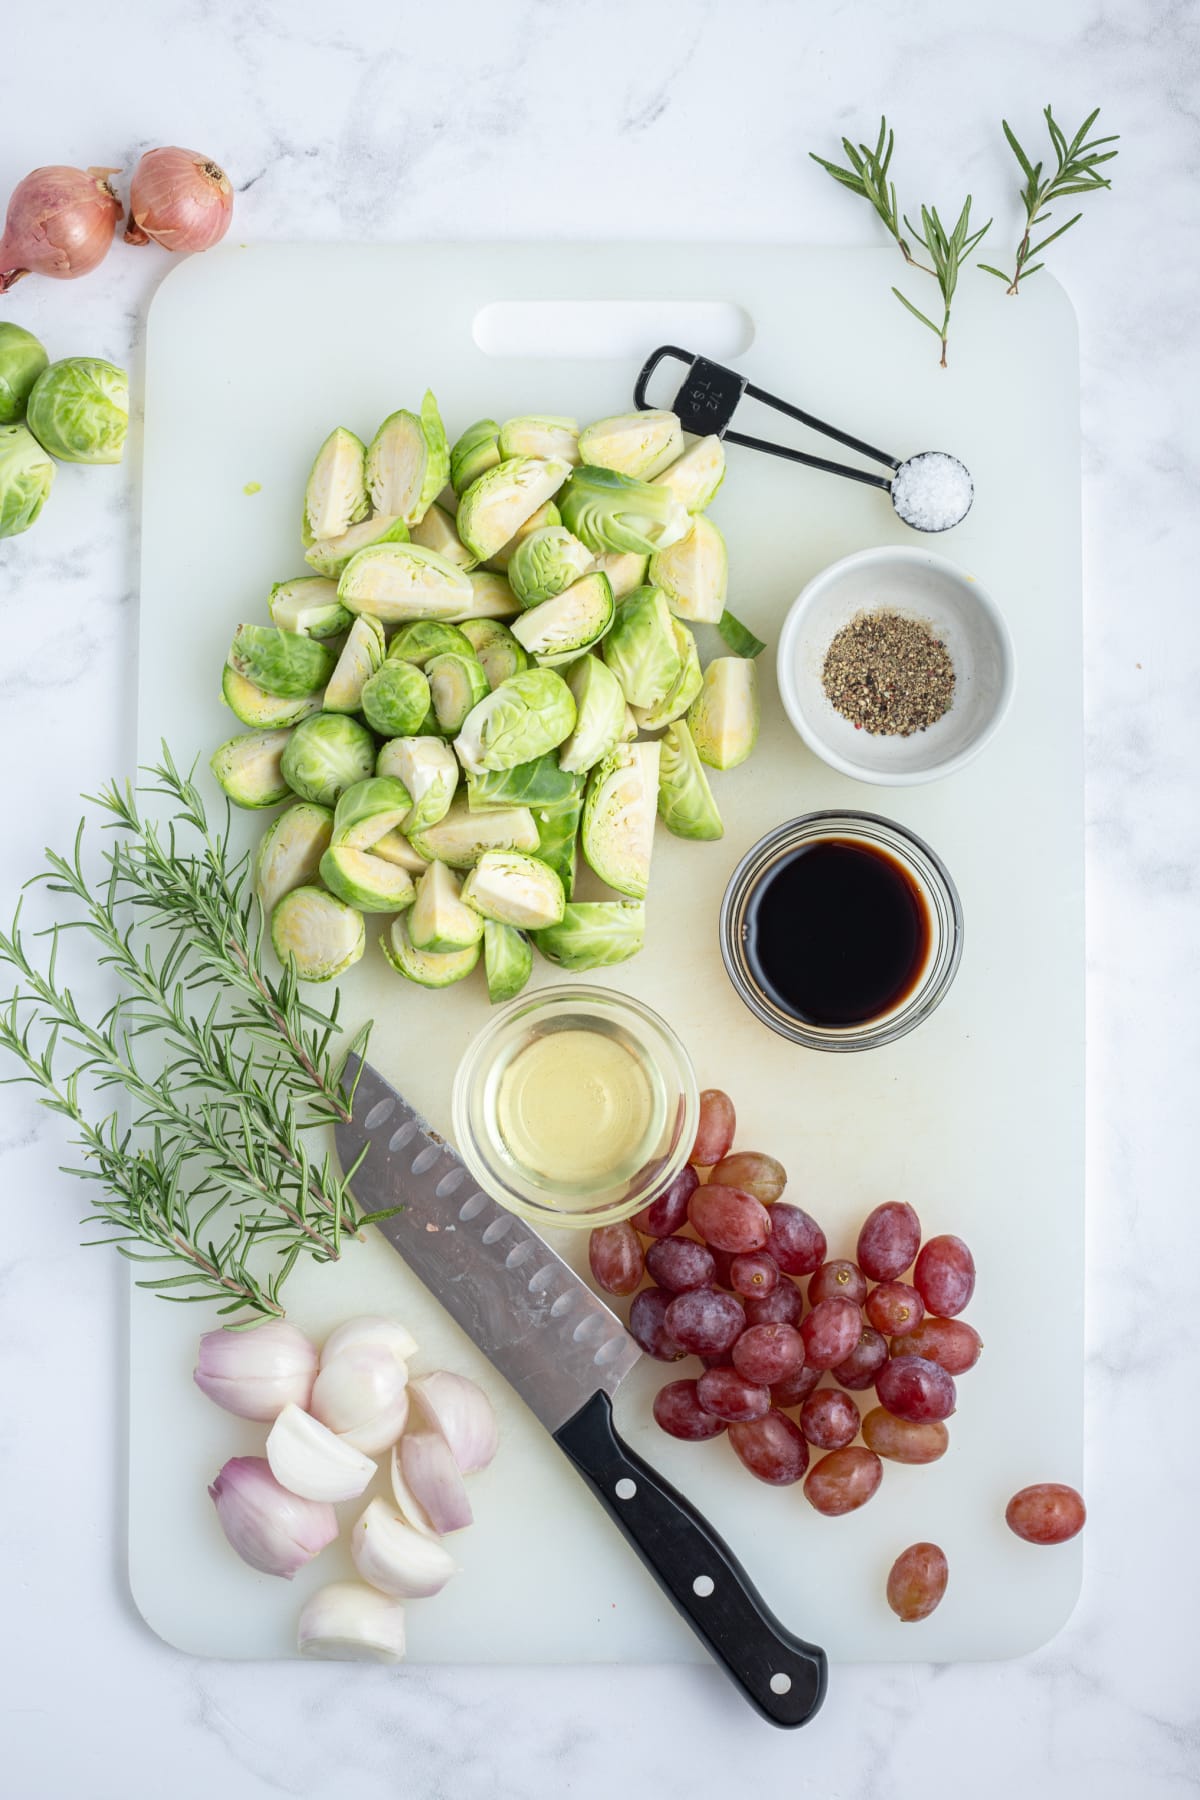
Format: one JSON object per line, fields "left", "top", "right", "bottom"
{"left": 451, "top": 985, "right": 699, "bottom": 1228}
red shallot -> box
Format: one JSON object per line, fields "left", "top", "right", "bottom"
{"left": 125, "top": 147, "right": 233, "bottom": 253}
{"left": 0, "top": 166, "right": 121, "bottom": 292}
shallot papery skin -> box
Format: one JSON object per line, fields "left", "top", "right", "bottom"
{"left": 124, "top": 148, "right": 233, "bottom": 253}
{"left": 193, "top": 1319, "right": 318, "bottom": 1420}
{"left": 209, "top": 1456, "right": 337, "bottom": 1578}
{"left": 0, "top": 166, "right": 121, "bottom": 292}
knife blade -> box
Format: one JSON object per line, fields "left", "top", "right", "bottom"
{"left": 336, "top": 1055, "right": 827, "bottom": 1729}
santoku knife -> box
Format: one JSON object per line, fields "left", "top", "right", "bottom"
{"left": 335, "top": 1056, "right": 827, "bottom": 1728}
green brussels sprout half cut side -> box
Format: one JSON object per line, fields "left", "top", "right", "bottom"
{"left": 381, "top": 914, "right": 480, "bottom": 989}
{"left": 361, "top": 660, "right": 432, "bottom": 738}
{"left": 687, "top": 656, "right": 760, "bottom": 770}
{"left": 365, "top": 391, "right": 448, "bottom": 525}
{"left": 511, "top": 570, "right": 614, "bottom": 667}
{"left": 498, "top": 415, "right": 580, "bottom": 464}
{"left": 458, "top": 619, "right": 529, "bottom": 689}
{"left": 450, "top": 418, "right": 501, "bottom": 496}
{"left": 581, "top": 740, "right": 660, "bottom": 900}
{"left": 409, "top": 501, "right": 476, "bottom": 570}
{"left": 456, "top": 456, "right": 573, "bottom": 562}
{"left": 331, "top": 776, "right": 414, "bottom": 849}
{"left": 26, "top": 357, "right": 128, "bottom": 464}
{"left": 601, "top": 586, "right": 683, "bottom": 710}
{"left": 467, "top": 753, "right": 580, "bottom": 816}
{"left": 0, "top": 322, "right": 48, "bottom": 424}
{"left": 454, "top": 667, "right": 576, "bottom": 775}
{"left": 484, "top": 499, "right": 562, "bottom": 574}
{"left": 483, "top": 921, "right": 533, "bottom": 1004}
{"left": 577, "top": 411, "right": 682, "bottom": 480}
{"left": 652, "top": 433, "right": 726, "bottom": 512}
{"left": 323, "top": 616, "right": 387, "bottom": 713}
{"left": 427, "top": 652, "right": 490, "bottom": 735}
{"left": 557, "top": 654, "right": 627, "bottom": 776}
{"left": 461, "top": 850, "right": 566, "bottom": 930}
{"left": 211, "top": 729, "right": 295, "bottom": 810}
{"left": 450, "top": 571, "right": 521, "bottom": 621}
{"left": 533, "top": 901, "right": 646, "bottom": 971}
{"left": 649, "top": 514, "right": 728, "bottom": 626}
{"left": 657, "top": 719, "right": 723, "bottom": 841}
{"left": 255, "top": 803, "right": 334, "bottom": 918}
{"left": 408, "top": 796, "right": 539, "bottom": 869}
{"left": 272, "top": 886, "right": 365, "bottom": 983}
{"left": 409, "top": 860, "right": 485, "bottom": 954}
{"left": 221, "top": 666, "right": 323, "bottom": 729}
{"left": 588, "top": 550, "right": 649, "bottom": 600}
{"left": 303, "top": 427, "right": 368, "bottom": 543}
{"left": 371, "top": 830, "right": 429, "bottom": 875}
{"left": 319, "top": 844, "right": 416, "bottom": 914}
{"left": 717, "top": 609, "right": 766, "bottom": 658}
{"left": 0, "top": 423, "right": 54, "bottom": 537}
{"left": 631, "top": 619, "right": 703, "bottom": 731}
{"left": 227, "top": 624, "right": 335, "bottom": 700}
{"left": 376, "top": 735, "right": 458, "bottom": 833}
{"left": 268, "top": 577, "right": 352, "bottom": 639}
{"left": 507, "top": 526, "right": 593, "bottom": 608}
{"left": 304, "top": 513, "right": 409, "bottom": 578}
{"left": 534, "top": 781, "right": 584, "bottom": 899}
{"left": 337, "top": 542, "right": 474, "bottom": 625}
{"left": 559, "top": 466, "right": 689, "bottom": 557}
{"left": 280, "top": 713, "right": 377, "bottom": 807}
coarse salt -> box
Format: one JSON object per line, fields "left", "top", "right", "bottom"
{"left": 890, "top": 452, "right": 974, "bottom": 533}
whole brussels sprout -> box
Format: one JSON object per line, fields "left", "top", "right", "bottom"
{"left": 361, "top": 660, "right": 432, "bottom": 737}
{"left": 508, "top": 525, "right": 593, "bottom": 608}
{"left": 280, "top": 713, "right": 377, "bottom": 806}
{"left": 454, "top": 668, "right": 576, "bottom": 774}
{"left": 0, "top": 322, "right": 48, "bottom": 424}
{"left": 254, "top": 803, "right": 334, "bottom": 917}
{"left": 601, "top": 586, "right": 682, "bottom": 709}
{"left": 577, "top": 410, "right": 682, "bottom": 479}
{"left": 272, "top": 886, "right": 365, "bottom": 982}
{"left": 483, "top": 920, "right": 533, "bottom": 1004}
{"left": 304, "top": 426, "right": 368, "bottom": 543}
{"left": 227, "top": 623, "right": 334, "bottom": 699}
{"left": 533, "top": 901, "right": 645, "bottom": 971}
{"left": 0, "top": 423, "right": 54, "bottom": 538}
{"left": 26, "top": 358, "right": 128, "bottom": 464}
{"left": 657, "top": 719, "right": 723, "bottom": 841}
{"left": 559, "top": 466, "right": 688, "bottom": 556}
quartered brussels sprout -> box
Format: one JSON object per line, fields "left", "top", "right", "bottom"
{"left": 511, "top": 570, "right": 614, "bottom": 666}
{"left": 304, "top": 427, "right": 368, "bottom": 543}
{"left": 366, "top": 390, "right": 449, "bottom": 525}
{"left": 581, "top": 740, "right": 661, "bottom": 900}
{"left": 409, "top": 500, "right": 476, "bottom": 570}
{"left": 409, "top": 860, "right": 485, "bottom": 954}
{"left": 454, "top": 668, "right": 576, "bottom": 774}
{"left": 337, "top": 542, "right": 474, "bottom": 624}
{"left": 381, "top": 914, "right": 480, "bottom": 988}
{"left": 331, "top": 777, "right": 413, "bottom": 848}
{"left": 649, "top": 514, "right": 728, "bottom": 625}
{"left": 323, "top": 616, "right": 387, "bottom": 713}
{"left": 254, "top": 803, "right": 334, "bottom": 917}
{"left": 376, "top": 735, "right": 458, "bottom": 833}
{"left": 221, "top": 666, "right": 323, "bottom": 729}
{"left": 280, "top": 713, "right": 377, "bottom": 806}
{"left": 467, "top": 752, "right": 579, "bottom": 815}
{"left": 483, "top": 920, "right": 533, "bottom": 1004}
{"left": 371, "top": 830, "right": 429, "bottom": 875}
{"left": 652, "top": 433, "right": 725, "bottom": 512}
{"left": 417, "top": 391, "right": 450, "bottom": 518}
{"left": 450, "top": 418, "right": 501, "bottom": 496}
{"left": 304, "top": 513, "right": 409, "bottom": 579}
{"left": 319, "top": 843, "right": 416, "bottom": 913}
{"left": 507, "top": 525, "right": 593, "bottom": 608}
{"left": 361, "top": 659, "right": 432, "bottom": 738}
{"left": 272, "top": 886, "right": 365, "bottom": 982}
{"left": 450, "top": 570, "right": 521, "bottom": 621}
{"left": 687, "top": 656, "right": 760, "bottom": 770}
{"left": 461, "top": 850, "right": 565, "bottom": 930}
{"left": 588, "top": 550, "right": 649, "bottom": 600}
{"left": 498, "top": 416, "right": 580, "bottom": 465}
{"left": 0, "top": 423, "right": 54, "bottom": 537}
{"left": 557, "top": 654, "right": 627, "bottom": 776}
{"left": 601, "top": 586, "right": 683, "bottom": 709}
{"left": 458, "top": 619, "right": 529, "bottom": 689}
{"left": 485, "top": 499, "right": 562, "bottom": 574}
{"left": 456, "top": 456, "right": 572, "bottom": 562}
{"left": 268, "top": 577, "right": 352, "bottom": 639}
{"left": 657, "top": 718, "right": 723, "bottom": 841}
{"left": 408, "top": 796, "right": 539, "bottom": 869}
{"left": 211, "top": 729, "right": 294, "bottom": 810}
{"left": 577, "top": 411, "right": 682, "bottom": 480}
{"left": 26, "top": 357, "right": 127, "bottom": 464}
{"left": 0, "top": 322, "right": 48, "bottom": 424}
{"left": 534, "top": 780, "right": 584, "bottom": 898}
{"left": 631, "top": 619, "right": 703, "bottom": 731}
{"left": 533, "top": 901, "right": 646, "bottom": 971}
{"left": 427, "top": 651, "right": 489, "bottom": 734}
{"left": 227, "top": 624, "right": 335, "bottom": 700}
{"left": 559, "top": 466, "right": 689, "bottom": 556}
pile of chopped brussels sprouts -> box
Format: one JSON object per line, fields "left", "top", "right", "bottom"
{"left": 210, "top": 394, "right": 761, "bottom": 999}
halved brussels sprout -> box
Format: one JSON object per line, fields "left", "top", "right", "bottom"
{"left": 337, "top": 543, "right": 474, "bottom": 624}
{"left": 559, "top": 466, "right": 689, "bottom": 556}
{"left": 449, "top": 571, "right": 521, "bottom": 621}
{"left": 652, "top": 433, "right": 725, "bottom": 511}
{"left": 485, "top": 499, "right": 562, "bottom": 574}
{"left": 26, "top": 357, "right": 128, "bottom": 464}
{"left": 483, "top": 920, "right": 533, "bottom": 1004}
{"left": 461, "top": 850, "right": 565, "bottom": 930}
{"left": 323, "top": 616, "right": 387, "bottom": 713}
{"left": 384, "top": 622, "right": 467, "bottom": 668}
{"left": 687, "top": 657, "right": 760, "bottom": 770}
{"left": 577, "top": 411, "right": 682, "bottom": 480}
{"left": 371, "top": 830, "right": 429, "bottom": 875}
{"left": 657, "top": 719, "right": 723, "bottom": 841}
{"left": 511, "top": 570, "right": 614, "bottom": 666}
{"left": 280, "top": 713, "right": 377, "bottom": 806}
{"left": 456, "top": 456, "right": 572, "bottom": 561}
{"left": 361, "top": 660, "right": 432, "bottom": 738}
{"left": 458, "top": 619, "right": 529, "bottom": 689}
{"left": 304, "top": 427, "right": 368, "bottom": 543}
{"left": 227, "top": 624, "right": 335, "bottom": 699}
{"left": 507, "top": 525, "right": 593, "bottom": 608}
{"left": 304, "top": 513, "right": 409, "bottom": 578}
{"left": 319, "top": 843, "right": 416, "bottom": 913}
{"left": 381, "top": 914, "right": 480, "bottom": 988}
{"left": 254, "top": 803, "right": 334, "bottom": 917}
{"left": 601, "top": 586, "right": 682, "bottom": 709}
{"left": 0, "top": 322, "right": 48, "bottom": 424}
{"left": 366, "top": 392, "right": 449, "bottom": 526}
{"left": 221, "top": 666, "right": 323, "bottom": 729}
{"left": 587, "top": 550, "right": 649, "bottom": 599}
{"left": 533, "top": 901, "right": 646, "bottom": 971}
{"left": 534, "top": 781, "right": 584, "bottom": 898}
{"left": 408, "top": 796, "right": 539, "bottom": 869}
{"left": 408, "top": 501, "right": 476, "bottom": 570}
{"left": 467, "top": 753, "right": 579, "bottom": 815}
{"left": 376, "top": 736, "right": 458, "bottom": 833}
{"left": 454, "top": 668, "right": 576, "bottom": 774}
{"left": 557, "top": 655, "right": 627, "bottom": 776}
{"left": 427, "top": 652, "right": 489, "bottom": 734}
{"left": 649, "top": 514, "right": 728, "bottom": 625}
{"left": 0, "top": 423, "right": 54, "bottom": 537}
{"left": 211, "top": 729, "right": 294, "bottom": 810}
{"left": 272, "top": 886, "right": 365, "bottom": 982}
{"left": 268, "top": 576, "right": 352, "bottom": 639}
{"left": 409, "top": 860, "right": 485, "bottom": 953}
{"left": 498, "top": 416, "right": 580, "bottom": 464}
{"left": 581, "top": 740, "right": 660, "bottom": 900}
{"left": 631, "top": 619, "right": 702, "bottom": 731}
{"left": 331, "top": 777, "right": 413, "bottom": 849}
{"left": 450, "top": 419, "right": 500, "bottom": 496}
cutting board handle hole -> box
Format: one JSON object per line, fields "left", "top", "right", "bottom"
{"left": 472, "top": 301, "right": 755, "bottom": 362}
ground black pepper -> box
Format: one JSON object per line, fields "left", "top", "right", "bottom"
{"left": 821, "top": 611, "right": 956, "bottom": 736}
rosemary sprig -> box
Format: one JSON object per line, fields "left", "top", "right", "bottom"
{"left": 892, "top": 198, "right": 992, "bottom": 368}
{"left": 980, "top": 105, "right": 1119, "bottom": 294}
{"left": 809, "top": 117, "right": 934, "bottom": 271}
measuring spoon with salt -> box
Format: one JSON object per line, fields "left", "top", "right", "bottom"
{"left": 634, "top": 345, "right": 973, "bottom": 534}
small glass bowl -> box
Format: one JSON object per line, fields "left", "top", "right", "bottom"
{"left": 451, "top": 984, "right": 699, "bottom": 1229}
{"left": 719, "top": 811, "right": 963, "bottom": 1052}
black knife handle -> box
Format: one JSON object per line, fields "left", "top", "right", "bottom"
{"left": 554, "top": 1391, "right": 827, "bottom": 1728}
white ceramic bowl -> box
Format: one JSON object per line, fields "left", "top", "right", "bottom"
{"left": 776, "top": 546, "right": 1016, "bottom": 786}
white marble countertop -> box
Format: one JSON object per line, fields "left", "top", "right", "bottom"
{"left": 3, "top": 1, "right": 1196, "bottom": 1794}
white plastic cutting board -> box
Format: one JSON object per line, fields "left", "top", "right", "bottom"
{"left": 133, "top": 245, "right": 1083, "bottom": 1665}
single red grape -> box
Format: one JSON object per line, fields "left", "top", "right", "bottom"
{"left": 664, "top": 1287, "right": 745, "bottom": 1356}
{"left": 914, "top": 1235, "right": 975, "bottom": 1317}
{"left": 807, "top": 1259, "right": 867, "bottom": 1308}
{"left": 744, "top": 1279, "right": 803, "bottom": 1328}
{"left": 628, "top": 1287, "right": 686, "bottom": 1362}
{"left": 799, "top": 1388, "right": 860, "bottom": 1451}
{"left": 856, "top": 1201, "right": 921, "bottom": 1281}
{"left": 630, "top": 1164, "right": 699, "bottom": 1238}
{"left": 799, "top": 1297, "right": 862, "bottom": 1369}
{"left": 861, "top": 1408, "right": 949, "bottom": 1464}
{"left": 708, "top": 1151, "right": 787, "bottom": 1204}
{"left": 832, "top": 1327, "right": 889, "bottom": 1391}
{"left": 887, "top": 1542, "right": 948, "bottom": 1621}
{"left": 732, "top": 1322, "right": 804, "bottom": 1386}
{"left": 688, "top": 1184, "right": 771, "bottom": 1254}
{"left": 730, "top": 1251, "right": 779, "bottom": 1297}
{"left": 804, "top": 1446, "right": 883, "bottom": 1516}
{"left": 875, "top": 1354, "right": 956, "bottom": 1423}
{"left": 587, "top": 1222, "right": 645, "bottom": 1296}
{"left": 1005, "top": 1484, "right": 1086, "bottom": 1545}
{"left": 770, "top": 1362, "right": 822, "bottom": 1407}
{"left": 644, "top": 1235, "right": 715, "bottom": 1294}
{"left": 766, "top": 1202, "right": 827, "bottom": 1276}
{"left": 696, "top": 1367, "right": 771, "bottom": 1423}
{"left": 865, "top": 1281, "right": 925, "bottom": 1337}
{"left": 899, "top": 1316, "right": 982, "bottom": 1375}
{"left": 728, "top": 1410, "right": 809, "bottom": 1485}
{"left": 653, "top": 1379, "right": 727, "bottom": 1441}
{"left": 690, "top": 1089, "right": 735, "bottom": 1166}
